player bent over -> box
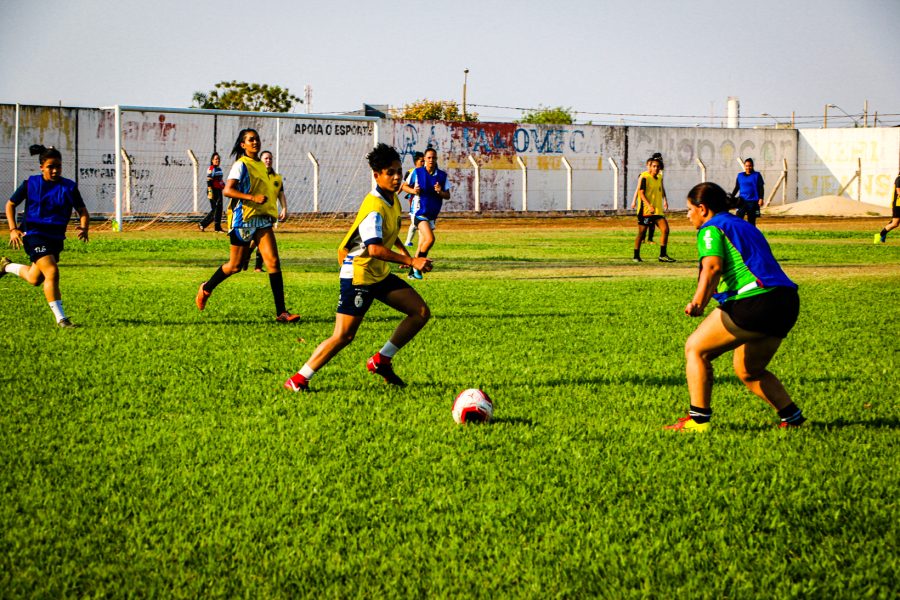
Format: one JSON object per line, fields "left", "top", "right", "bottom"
{"left": 2, "top": 145, "right": 89, "bottom": 328}
{"left": 284, "top": 144, "right": 433, "bottom": 392}
{"left": 667, "top": 182, "right": 805, "bottom": 432}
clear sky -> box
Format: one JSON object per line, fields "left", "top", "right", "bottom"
{"left": 2, "top": 0, "right": 898, "bottom": 127}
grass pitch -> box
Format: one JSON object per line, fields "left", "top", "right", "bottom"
{"left": 1, "top": 217, "right": 898, "bottom": 598}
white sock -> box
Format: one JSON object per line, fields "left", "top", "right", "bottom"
{"left": 379, "top": 341, "right": 400, "bottom": 359}
{"left": 49, "top": 300, "right": 66, "bottom": 323}
{"left": 299, "top": 364, "right": 316, "bottom": 380}
{"left": 405, "top": 224, "right": 416, "bottom": 245}
{"left": 5, "top": 262, "right": 25, "bottom": 276}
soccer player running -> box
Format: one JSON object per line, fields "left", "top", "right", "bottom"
{"left": 284, "top": 144, "right": 433, "bottom": 392}
{"left": 195, "top": 129, "right": 300, "bottom": 323}
{"left": 400, "top": 147, "right": 450, "bottom": 279}
{"left": 873, "top": 171, "right": 900, "bottom": 244}
{"left": 732, "top": 158, "right": 765, "bottom": 227}
{"left": 631, "top": 155, "right": 675, "bottom": 262}
{"left": 403, "top": 151, "right": 425, "bottom": 248}
{"left": 2, "top": 145, "right": 89, "bottom": 328}
{"left": 666, "top": 182, "right": 804, "bottom": 432}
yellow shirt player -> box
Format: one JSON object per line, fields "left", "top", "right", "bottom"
{"left": 284, "top": 144, "right": 434, "bottom": 393}
{"left": 632, "top": 156, "right": 676, "bottom": 263}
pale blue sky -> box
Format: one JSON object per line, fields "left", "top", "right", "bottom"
{"left": 2, "top": 0, "right": 898, "bottom": 127}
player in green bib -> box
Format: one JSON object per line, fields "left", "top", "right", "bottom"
{"left": 666, "top": 182, "right": 805, "bottom": 432}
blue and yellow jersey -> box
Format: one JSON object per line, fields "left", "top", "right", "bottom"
{"left": 226, "top": 156, "right": 277, "bottom": 230}
{"left": 698, "top": 212, "right": 796, "bottom": 304}
{"left": 338, "top": 187, "right": 404, "bottom": 285}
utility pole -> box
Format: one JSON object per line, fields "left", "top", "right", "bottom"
{"left": 462, "top": 69, "right": 469, "bottom": 121}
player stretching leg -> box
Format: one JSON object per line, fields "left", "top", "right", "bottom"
{"left": 666, "top": 182, "right": 804, "bottom": 432}
{"left": 2, "top": 145, "right": 89, "bottom": 328}
{"left": 284, "top": 144, "right": 433, "bottom": 392}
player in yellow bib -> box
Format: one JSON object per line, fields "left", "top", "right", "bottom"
{"left": 251, "top": 150, "right": 288, "bottom": 272}
{"left": 284, "top": 144, "right": 433, "bottom": 392}
{"left": 195, "top": 128, "right": 300, "bottom": 322}
{"left": 631, "top": 155, "right": 675, "bottom": 262}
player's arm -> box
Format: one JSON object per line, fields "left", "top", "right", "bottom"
{"left": 223, "top": 179, "right": 265, "bottom": 204}
{"left": 757, "top": 175, "right": 765, "bottom": 205}
{"left": 637, "top": 177, "right": 653, "bottom": 212}
{"left": 661, "top": 181, "right": 668, "bottom": 211}
{"left": 73, "top": 188, "right": 89, "bottom": 242}
{"left": 400, "top": 170, "right": 419, "bottom": 196}
{"left": 685, "top": 255, "right": 722, "bottom": 316}
{"left": 367, "top": 242, "right": 432, "bottom": 272}
{"left": 6, "top": 183, "right": 26, "bottom": 248}
{"left": 434, "top": 178, "right": 451, "bottom": 200}
{"left": 278, "top": 188, "right": 288, "bottom": 221}
{"left": 732, "top": 179, "right": 740, "bottom": 199}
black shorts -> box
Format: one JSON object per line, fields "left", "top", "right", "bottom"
{"left": 892, "top": 204, "right": 900, "bottom": 219}
{"left": 637, "top": 215, "right": 662, "bottom": 227}
{"left": 337, "top": 273, "right": 412, "bottom": 317}
{"left": 23, "top": 233, "right": 64, "bottom": 263}
{"left": 718, "top": 287, "right": 800, "bottom": 338}
{"left": 735, "top": 201, "right": 761, "bottom": 219}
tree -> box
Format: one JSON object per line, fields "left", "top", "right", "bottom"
{"left": 191, "top": 81, "right": 302, "bottom": 113}
{"left": 520, "top": 105, "right": 574, "bottom": 125}
{"left": 396, "top": 99, "right": 478, "bottom": 122}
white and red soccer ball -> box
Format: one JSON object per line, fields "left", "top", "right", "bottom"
{"left": 452, "top": 389, "right": 493, "bottom": 424}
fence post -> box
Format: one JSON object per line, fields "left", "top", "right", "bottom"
{"left": 275, "top": 118, "right": 281, "bottom": 173}
{"left": 696, "top": 157, "right": 707, "bottom": 183}
{"left": 187, "top": 149, "right": 199, "bottom": 213}
{"left": 307, "top": 152, "right": 319, "bottom": 212}
{"left": 516, "top": 155, "right": 527, "bottom": 211}
{"left": 114, "top": 105, "right": 123, "bottom": 232}
{"left": 608, "top": 157, "right": 619, "bottom": 210}
{"left": 13, "top": 104, "right": 19, "bottom": 194}
{"left": 467, "top": 154, "right": 481, "bottom": 212}
{"left": 561, "top": 156, "right": 573, "bottom": 211}
{"left": 121, "top": 148, "right": 132, "bottom": 214}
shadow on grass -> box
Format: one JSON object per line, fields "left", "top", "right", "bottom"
{"left": 491, "top": 416, "right": 536, "bottom": 427}
{"left": 716, "top": 417, "right": 900, "bottom": 432}
{"left": 104, "top": 315, "right": 336, "bottom": 326}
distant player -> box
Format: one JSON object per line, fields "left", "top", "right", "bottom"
{"left": 198, "top": 152, "right": 225, "bottom": 232}
{"left": 873, "top": 171, "right": 900, "bottom": 244}
{"left": 400, "top": 147, "right": 450, "bottom": 279}
{"left": 2, "top": 144, "right": 89, "bottom": 328}
{"left": 632, "top": 153, "right": 664, "bottom": 244}
{"left": 252, "top": 150, "right": 288, "bottom": 272}
{"left": 403, "top": 151, "right": 425, "bottom": 247}
{"left": 732, "top": 158, "right": 765, "bottom": 226}
{"left": 666, "top": 182, "right": 804, "bottom": 432}
{"left": 195, "top": 129, "right": 300, "bottom": 322}
{"left": 631, "top": 155, "right": 675, "bottom": 262}
{"left": 284, "top": 143, "right": 433, "bottom": 392}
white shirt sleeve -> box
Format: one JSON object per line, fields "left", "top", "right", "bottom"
{"left": 358, "top": 211, "right": 383, "bottom": 244}
{"left": 227, "top": 161, "right": 244, "bottom": 180}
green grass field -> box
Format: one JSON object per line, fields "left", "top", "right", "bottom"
{"left": 1, "top": 217, "right": 898, "bottom": 598}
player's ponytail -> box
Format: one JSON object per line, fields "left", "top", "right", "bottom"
{"left": 30, "top": 144, "right": 62, "bottom": 165}
{"left": 687, "top": 182, "right": 737, "bottom": 213}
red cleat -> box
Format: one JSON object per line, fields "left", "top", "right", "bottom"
{"left": 275, "top": 311, "right": 302, "bottom": 323}
{"left": 196, "top": 282, "right": 211, "bottom": 311}
{"left": 366, "top": 353, "right": 407, "bottom": 387}
{"left": 283, "top": 373, "right": 310, "bottom": 392}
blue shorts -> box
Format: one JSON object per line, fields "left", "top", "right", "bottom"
{"left": 23, "top": 233, "right": 64, "bottom": 263}
{"left": 229, "top": 216, "right": 275, "bottom": 247}
{"left": 337, "top": 274, "right": 412, "bottom": 317}
{"left": 414, "top": 215, "right": 437, "bottom": 230}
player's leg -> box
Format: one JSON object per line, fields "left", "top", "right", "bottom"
{"left": 366, "top": 280, "right": 431, "bottom": 386}
{"left": 646, "top": 221, "right": 656, "bottom": 244}
{"left": 285, "top": 313, "right": 365, "bottom": 391}
{"left": 213, "top": 194, "right": 224, "bottom": 232}
{"left": 404, "top": 219, "right": 417, "bottom": 247}
{"left": 657, "top": 218, "right": 675, "bottom": 262}
{"left": 196, "top": 240, "right": 249, "bottom": 310}
{"left": 257, "top": 229, "right": 298, "bottom": 322}
{"left": 747, "top": 203, "right": 759, "bottom": 227}
{"left": 410, "top": 219, "right": 435, "bottom": 279}
{"left": 877, "top": 217, "right": 900, "bottom": 243}
{"left": 667, "top": 309, "right": 760, "bottom": 431}
{"left": 633, "top": 223, "right": 647, "bottom": 262}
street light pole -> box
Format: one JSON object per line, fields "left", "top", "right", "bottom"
{"left": 827, "top": 103, "right": 860, "bottom": 127}
{"left": 462, "top": 69, "right": 469, "bottom": 121}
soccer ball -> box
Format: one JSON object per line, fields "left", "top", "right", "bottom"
{"left": 452, "top": 389, "right": 493, "bottom": 424}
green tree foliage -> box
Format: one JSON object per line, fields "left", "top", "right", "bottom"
{"left": 191, "top": 81, "right": 302, "bottom": 113}
{"left": 520, "top": 105, "right": 575, "bottom": 125}
{"left": 397, "top": 99, "right": 478, "bottom": 122}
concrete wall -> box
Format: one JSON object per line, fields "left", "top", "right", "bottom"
{"left": 3, "top": 103, "right": 897, "bottom": 215}
{"left": 798, "top": 128, "right": 900, "bottom": 206}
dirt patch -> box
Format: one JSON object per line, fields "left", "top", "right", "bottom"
{"left": 765, "top": 195, "right": 891, "bottom": 217}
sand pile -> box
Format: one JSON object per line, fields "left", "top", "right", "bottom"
{"left": 765, "top": 195, "right": 890, "bottom": 217}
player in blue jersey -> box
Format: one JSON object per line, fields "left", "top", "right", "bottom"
{"left": 666, "top": 182, "right": 805, "bottom": 432}
{"left": 731, "top": 158, "right": 765, "bottom": 226}
{"left": 400, "top": 147, "right": 450, "bottom": 280}
{"left": 2, "top": 145, "right": 89, "bottom": 328}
